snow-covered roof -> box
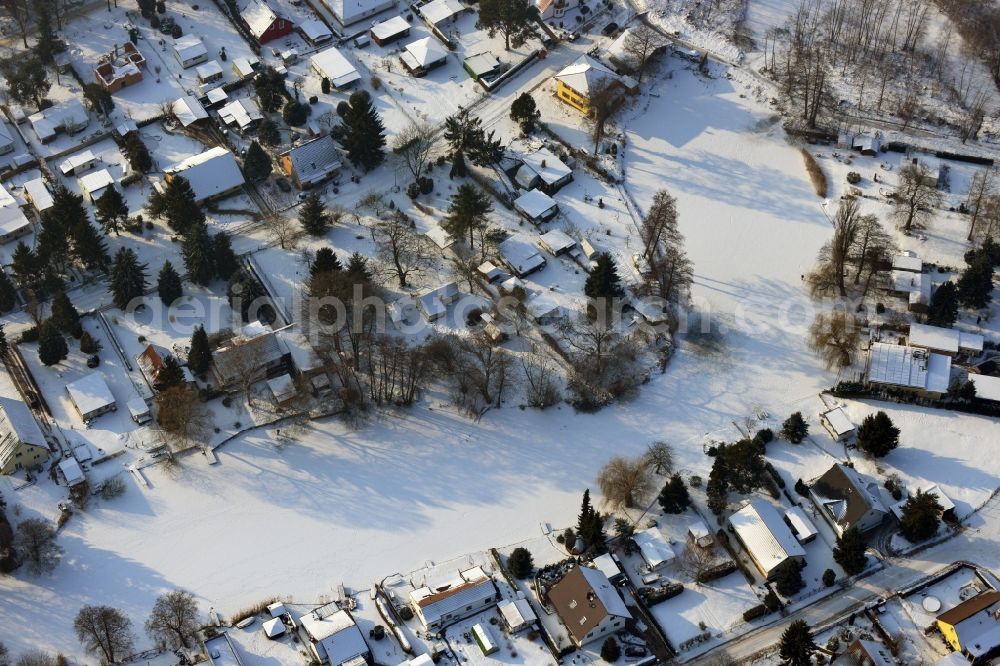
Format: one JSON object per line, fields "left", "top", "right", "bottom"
{"left": 0, "top": 120, "right": 13, "bottom": 150}
{"left": 784, "top": 506, "right": 818, "bottom": 542}
{"left": 424, "top": 225, "right": 454, "bottom": 249}
{"left": 728, "top": 499, "right": 805, "bottom": 576}
{"left": 410, "top": 569, "right": 496, "bottom": 627}
{"left": 213, "top": 329, "right": 285, "bottom": 384}
{"left": 173, "top": 95, "right": 209, "bottom": 126}
{"left": 555, "top": 54, "right": 623, "bottom": 97}
{"left": 164, "top": 147, "right": 245, "bottom": 202}
{"left": 299, "top": 18, "right": 333, "bottom": 43}
{"left": 514, "top": 189, "right": 557, "bottom": 220}
{"left": 402, "top": 37, "right": 447, "bottom": 70}
{"left": 421, "top": 0, "right": 465, "bottom": 24}
{"left": 972, "top": 374, "right": 1000, "bottom": 402}
{"left": 231, "top": 56, "right": 259, "bottom": 79}
{"left": 79, "top": 169, "right": 115, "bottom": 198}
{"left": 0, "top": 396, "right": 45, "bottom": 447}
{"left": 399, "top": 655, "right": 434, "bottom": 666}
{"left": 66, "top": 373, "right": 117, "bottom": 418}
{"left": 206, "top": 87, "right": 229, "bottom": 107}
{"left": 310, "top": 47, "right": 361, "bottom": 88}
{"left": 867, "top": 342, "right": 951, "bottom": 394}
{"left": 173, "top": 35, "right": 207, "bottom": 63}
{"left": 811, "top": 464, "right": 887, "bottom": 532}
{"left": 280, "top": 135, "right": 342, "bottom": 186}
{"left": 300, "top": 608, "right": 368, "bottom": 665}
{"left": 28, "top": 99, "right": 88, "bottom": 140}
{"left": 539, "top": 228, "right": 575, "bottom": 255}
{"left": 262, "top": 616, "right": 285, "bottom": 638}
{"left": 578, "top": 566, "right": 630, "bottom": 618}
{"left": 58, "top": 149, "right": 97, "bottom": 175}
{"left": 499, "top": 237, "right": 546, "bottom": 276}
{"left": 892, "top": 251, "right": 921, "bottom": 272}
{"left": 0, "top": 183, "right": 31, "bottom": 239}
{"left": 127, "top": 397, "right": 150, "bottom": 419}
{"left": 196, "top": 60, "right": 224, "bottom": 81}
{"left": 464, "top": 52, "right": 501, "bottom": 78}
{"left": 633, "top": 527, "right": 675, "bottom": 568}
{"left": 58, "top": 458, "right": 85, "bottom": 485}
{"left": 517, "top": 147, "right": 572, "bottom": 187}
{"left": 219, "top": 98, "right": 263, "bottom": 130}
{"left": 371, "top": 15, "right": 410, "bottom": 41}
{"left": 277, "top": 329, "right": 323, "bottom": 374}
{"left": 909, "top": 322, "right": 984, "bottom": 354}
{"left": 498, "top": 599, "right": 536, "bottom": 629}
{"left": 328, "top": 0, "right": 393, "bottom": 26}
{"left": 688, "top": 521, "right": 711, "bottom": 541}
{"left": 237, "top": 0, "right": 279, "bottom": 39}
{"left": 590, "top": 553, "right": 621, "bottom": 580}
{"left": 821, "top": 406, "right": 854, "bottom": 436}
{"left": 267, "top": 373, "right": 297, "bottom": 403}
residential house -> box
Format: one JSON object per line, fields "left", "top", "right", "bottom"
{"left": 219, "top": 98, "right": 263, "bottom": 133}
{"left": 554, "top": 55, "right": 636, "bottom": 115}
{"left": 633, "top": 527, "right": 675, "bottom": 570}
{"left": 420, "top": 0, "right": 466, "bottom": 25}
{"left": 280, "top": 135, "right": 342, "bottom": 188}
{"left": 0, "top": 397, "right": 48, "bottom": 475}
{"left": 173, "top": 35, "right": 208, "bottom": 68}
{"left": 172, "top": 95, "right": 209, "bottom": 127}
{"left": 211, "top": 326, "right": 289, "bottom": 388}
{"left": 908, "top": 322, "right": 984, "bottom": 358}
{"left": 409, "top": 567, "right": 499, "bottom": 630}
{"left": 80, "top": 169, "right": 116, "bottom": 203}
{"left": 972, "top": 374, "right": 1000, "bottom": 404}
{"left": 727, "top": 499, "right": 806, "bottom": 579}
{"left": 321, "top": 0, "right": 394, "bottom": 29}
{"left": 23, "top": 178, "right": 54, "bottom": 214}
{"left": 299, "top": 19, "right": 333, "bottom": 45}
{"left": 820, "top": 406, "right": 855, "bottom": 442}
{"left": 810, "top": 463, "right": 888, "bottom": 536}
{"left": 892, "top": 251, "right": 922, "bottom": 273}
{"left": 65, "top": 373, "right": 118, "bottom": 422}
{"left": 832, "top": 639, "right": 897, "bottom": 666}
{"left": 547, "top": 565, "right": 631, "bottom": 647}
{"left": 688, "top": 521, "right": 713, "bottom": 548}
{"left": 163, "top": 147, "right": 245, "bottom": 202}
{"left": 237, "top": 0, "right": 293, "bottom": 43}
{"left": 865, "top": 341, "right": 952, "bottom": 398}
{"left": 276, "top": 328, "right": 325, "bottom": 379}
{"left": 535, "top": 0, "right": 567, "bottom": 20}
{"left": 28, "top": 99, "right": 89, "bottom": 143}
{"left": 539, "top": 229, "right": 576, "bottom": 256}
{"left": 127, "top": 398, "right": 151, "bottom": 424}
{"left": 298, "top": 606, "right": 370, "bottom": 666}
{"left": 0, "top": 120, "right": 14, "bottom": 155}
{"left": 196, "top": 60, "right": 224, "bottom": 84}
{"left": 514, "top": 146, "right": 573, "bottom": 193}
{"left": 370, "top": 15, "right": 410, "bottom": 46}
{"left": 935, "top": 591, "right": 1000, "bottom": 664}
{"left": 853, "top": 135, "right": 881, "bottom": 156}
{"left": 417, "top": 282, "right": 460, "bottom": 322}
{"left": 477, "top": 261, "right": 503, "bottom": 283}
{"left": 498, "top": 237, "right": 546, "bottom": 277}
{"left": 514, "top": 189, "right": 558, "bottom": 223}
{"left": 400, "top": 37, "right": 448, "bottom": 77}
{"left": 0, "top": 183, "right": 31, "bottom": 244}
{"left": 310, "top": 47, "right": 361, "bottom": 88}
{"left": 94, "top": 42, "right": 146, "bottom": 92}
{"left": 59, "top": 150, "right": 98, "bottom": 176}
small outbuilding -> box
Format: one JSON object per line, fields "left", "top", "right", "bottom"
{"left": 538, "top": 229, "right": 575, "bottom": 256}
{"left": 172, "top": 95, "right": 209, "bottom": 127}
{"left": 66, "top": 373, "right": 117, "bottom": 422}
{"left": 310, "top": 47, "right": 361, "bottom": 88}
{"left": 420, "top": 0, "right": 466, "bottom": 25}
{"left": 499, "top": 238, "right": 546, "bottom": 277}
{"left": 196, "top": 60, "right": 224, "bottom": 84}
{"left": 400, "top": 37, "right": 448, "bottom": 77}
{"left": 79, "top": 169, "right": 116, "bottom": 203}
{"left": 58, "top": 150, "right": 98, "bottom": 176}
{"left": 633, "top": 527, "right": 675, "bottom": 570}
{"left": 820, "top": 406, "right": 855, "bottom": 442}
{"left": 370, "top": 15, "right": 410, "bottom": 46}
{"left": 417, "top": 282, "right": 460, "bottom": 322}
{"left": 299, "top": 19, "right": 333, "bottom": 45}
{"left": 464, "top": 52, "right": 502, "bottom": 82}
{"left": 172, "top": 35, "right": 209, "bottom": 69}
{"left": 688, "top": 521, "right": 713, "bottom": 548}
{"left": 126, "top": 398, "right": 152, "bottom": 424}
{"left": 784, "top": 506, "right": 818, "bottom": 544}
{"left": 263, "top": 616, "right": 286, "bottom": 639}
{"left": 498, "top": 599, "right": 536, "bottom": 633}
{"left": 514, "top": 189, "right": 558, "bottom": 223}
{"left": 58, "top": 458, "right": 85, "bottom": 487}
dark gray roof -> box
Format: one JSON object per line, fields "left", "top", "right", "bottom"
{"left": 282, "top": 135, "right": 342, "bottom": 186}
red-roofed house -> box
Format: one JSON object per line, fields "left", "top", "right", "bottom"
{"left": 238, "top": 0, "right": 294, "bottom": 43}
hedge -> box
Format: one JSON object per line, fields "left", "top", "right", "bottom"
{"left": 743, "top": 604, "right": 768, "bottom": 621}
{"left": 696, "top": 560, "right": 737, "bottom": 583}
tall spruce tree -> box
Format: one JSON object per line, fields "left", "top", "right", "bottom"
{"left": 657, "top": 474, "right": 690, "bottom": 514}
{"left": 71, "top": 218, "right": 111, "bottom": 273}
{"left": 856, "top": 411, "right": 900, "bottom": 457}
{"left": 299, "top": 192, "right": 331, "bottom": 236}
{"left": 345, "top": 252, "right": 373, "bottom": 283}
{"left": 182, "top": 222, "right": 215, "bottom": 286}
{"left": 155, "top": 355, "right": 186, "bottom": 389}
{"left": 927, "top": 281, "right": 959, "bottom": 326}
{"left": 443, "top": 183, "right": 493, "bottom": 247}
{"left": 584, "top": 253, "right": 625, "bottom": 300}
{"left": 310, "top": 247, "right": 342, "bottom": 278}
{"left": 242, "top": 141, "right": 273, "bottom": 181}
{"left": 147, "top": 176, "right": 204, "bottom": 234}
{"left": 212, "top": 232, "right": 239, "bottom": 281}
{"left": 157, "top": 261, "right": 183, "bottom": 306}
{"left": 109, "top": 247, "right": 149, "bottom": 310}
{"left": 37, "top": 320, "right": 68, "bottom": 366}
{"left": 95, "top": 186, "right": 129, "bottom": 235}
{"left": 11, "top": 241, "right": 39, "bottom": 285}
{"left": 0, "top": 270, "right": 16, "bottom": 312}
{"left": 833, "top": 526, "right": 867, "bottom": 575}
{"left": 957, "top": 251, "right": 994, "bottom": 309}
{"left": 50, "top": 290, "right": 82, "bottom": 338}
{"left": 187, "top": 325, "right": 212, "bottom": 376}
{"left": 125, "top": 134, "right": 153, "bottom": 173}
{"left": 257, "top": 117, "right": 280, "bottom": 146}
{"left": 333, "top": 91, "right": 386, "bottom": 172}
{"left": 778, "top": 620, "right": 816, "bottom": 666}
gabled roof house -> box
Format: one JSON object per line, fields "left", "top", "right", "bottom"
{"left": 810, "top": 463, "right": 888, "bottom": 536}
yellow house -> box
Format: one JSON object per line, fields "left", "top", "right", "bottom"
{"left": 553, "top": 55, "right": 636, "bottom": 115}
{"left": 936, "top": 590, "right": 1000, "bottom": 663}
{"left": 0, "top": 398, "right": 49, "bottom": 475}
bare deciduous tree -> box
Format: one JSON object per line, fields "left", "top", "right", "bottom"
{"left": 621, "top": 26, "right": 664, "bottom": 85}
{"left": 892, "top": 163, "right": 942, "bottom": 232}
{"left": 809, "top": 310, "right": 862, "bottom": 369}
{"left": 14, "top": 518, "right": 62, "bottom": 575}
{"left": 372, "top": 213, "right": 432, "bottom": 288}
{"left": 15, "top": 650, "right": 59, "bottom": 666}
{"left": 520, "top": 355, "right": 561, "bottom": 408}
{"left": 640, "top": 190, "right": 679, "bottom": 261}
{"left": 74, "top": 605, "right": 134, "bottom": 665}
{"left": 966, "top": 167, "right": 997, "bottom": 241}
{"left": 145, "top": 590, "right": 200, "bottom": 650}
{"left": 391, "top": 121, "right": 437, "bottom": 181}
{"left": 156, "top": 385, "right": 212, "bottom": 450}
{"left": 679, "top": 543, "right": 722, "bottom": 581}
{"left": 597, "top": 456, "right": 653, "bottom": 510}
{"left": 587, "top": 78, "right": 623, "bottom": 153}
{"left": 264, "top": 212, "right": 298, "bottom": 250}
{"left": 643, "top": 440, "right": 674, "bottom": 475}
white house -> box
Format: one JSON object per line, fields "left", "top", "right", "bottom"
{"left": 727, "top": 498, "right": 806, "bottom": 579}
{"left": 298, "top": 606, "right": 370, "bottom": 666}
{"left": 65, "top": 373, "right": 117, "bottom": 422}
{"left": 172, "top": 35, "right": 209, "bottom": 68}
{"left": 310, "top": 47, "right": 361, "bottom": 88}
{"left": 633, "top": 527, "right": 675, "bottom": 570}
{"left": 548, "top": 566, "right": 631, "bottom": 647}
{"left": 321, "top": 0, "right": 394, "bottom": 28}
{"left": 23, "top": 178, "right": 54, "bottom": 214}
{"left": 400, "top": 37, "right": 448, "bottom": 76}
{"left": 409, "top": 567, "right": 498, "bottom": 630}
{"left": 58, "top": 149, "right": 98, "bottom": 176}
{"left": 79, "top": 169, "right": 116, "bottom": 203}
{"left": 514, "top": 189, "right": 558, "bottom": 223}
{"left": 163, "top": 147, "right": 245, "bottom": 202}
{"left": 0, "top": 183, "right": 31, "bottom": 244}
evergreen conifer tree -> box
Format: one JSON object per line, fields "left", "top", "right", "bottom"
{"left": 299, "top": 192, "right": 331, "bottom": 236}
{"left": 95, "top": 186, "right": 129, "bottom": 235}
{"left": 345, "top": 252, "right": 373, "bottom": 283}
{"left": 856, "top": 411, "right": 900, "bottom": 457}
{"left": 584, "top": 253, "right": 625, "bottom": 300}
{"left": 310, "top": 247, "right": 342, "bottom": 278}
{"left": 443, "top": 183, "right": 493, "bottom": 247}
{"left": 187, "top": 325, "right": 212, "bottom": 376}
{"left": 0, "top": 270, "right": 16, "bottom": 312}
{"left": 957, "top": 251, "right": 994, "bottom": 309}
{"left": 109, "top": 247, "right": 149, "bottom": 310}
{"left": 37, "top": 320, "right": 68, "bottom": 366}
{"left": 155, "top": 355, "right": 186, "bottom": 389}
{"left": 157, "top": 261, "right": 183, "bottom": 306}
{"left": 182, "top": 222, "right": 215, "bottom": 286}
{"left": 242, "top": 141, "right": 273, "bottom": 181}
{"left": 257, "top": 117, "right": 280, "bottom": 146}
{"left": 79, "top": 330, "right": 102, "bottom": 354}
{"left": 833, "top": 527, "right": 867, "bottom": 575}
{"left": 778, "top": 620, "right": 816, "bottom": 666}
{"left": 657, "top": 473, "right": 691, "bottom": 514}
{"left": 781, "top": 412, "right": 809, "bottom": 443}
{"left": 11, "top": 241, "right": 39, "bottom": 285}
{"left": 70, "top": 218, "right": 111, "bottom": 272}
{"left": 147, "top": 176, "right": 204, "bottom": 234}
{"left": 50, "top": 290, "right": 82, "bottom": 338}
{"left": 333, "top": 91, "right": 386, "bottom": 171}
{"left": 899, "top": 489, "right": 943, "bottom": 543}
{"left": 212, "top": 233, "right": 239, "bottom": 281}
